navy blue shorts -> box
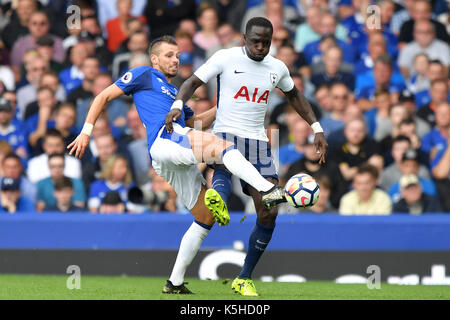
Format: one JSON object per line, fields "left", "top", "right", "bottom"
{"left": 215, "top": 132, "right": 278, "bottom": 196}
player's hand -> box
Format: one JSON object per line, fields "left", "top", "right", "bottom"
{"left": 314, "top": 132, "right": 328, "bottom": 164}
{"left": 165, "top": 109, "right": 182, "bottom": 133}
{"left": 67, "top": 133, "right": 90, "bottom": 159}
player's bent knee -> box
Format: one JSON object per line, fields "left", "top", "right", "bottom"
{"left": 257, "top": 207, "right": 278, "bottom": 225}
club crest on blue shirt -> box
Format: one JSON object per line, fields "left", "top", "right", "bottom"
{"left": 270, "top": 73, "right": 278, "bottom": 86}
{"left": 121, "top": 72, "right": 133, "bottom": 83}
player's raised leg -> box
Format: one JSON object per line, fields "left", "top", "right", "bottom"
{"left": 232, "top": 178, "right": 279, "bottom": 296}
{"left": 186, "top": 129, "right": 285, "bottom": 208}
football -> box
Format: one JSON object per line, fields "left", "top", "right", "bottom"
{"left": 284, "top": 173, "right": 320, "bottom": 208}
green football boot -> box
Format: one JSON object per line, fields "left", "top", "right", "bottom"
{"left": 204, "top": 188, "right": 230, "bottom": 226}
{"left": 231, "top": 277, "right": 259, "bottom": 296}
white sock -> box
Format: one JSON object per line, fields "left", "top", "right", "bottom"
{"left": 169, "top": 221, "right": 210, "bottom": 286}
{"left": 222, "top": 148, "right": 274, "bottom": 192}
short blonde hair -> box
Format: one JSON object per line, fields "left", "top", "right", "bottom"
{"left": 101, "top": 155, "right": 132, "bottom": 187}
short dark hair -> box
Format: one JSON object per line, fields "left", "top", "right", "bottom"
{"left": 2, "top": 153, "right": 21, "bottom": 166}
{"left": 48, "top": 153, "right": 65, "bottom": 162}
{"left": 43, "top": 128, "right": 63, "bottom": 142}
{"left": 392, "top": 135, "right": 411, "bottom": 146}
{"left": 245, "top": 17, "right": 273, "bottom": 35}
{"left": 356, "top": 163, "right": 379, "bottom": 180}
{"left": 375, "top": 54, "right": 393, "bottom": 68}
{"left": 150, "top": 35, "right": 178, "bottom": 55}
{"left": 54, "top": 176, "right": 73, "bottom": 191}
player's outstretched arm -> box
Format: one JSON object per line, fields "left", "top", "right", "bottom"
{"left": 185, "top": 106, "right": 217, "bottom": 130}
{"left": 67, "top": 84, "right": 124, "bottom": 158}
{"left": 284, "top": 86, "right": 328, "bottom": 164}
{"left": 165, "top": 75, "right": 205, "bottom": 133}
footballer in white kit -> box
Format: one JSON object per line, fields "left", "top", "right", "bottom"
{"left": 165, "top": 17, "right": 328, "bottom": 296}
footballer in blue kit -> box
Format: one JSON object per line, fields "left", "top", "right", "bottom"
{"left": 68, "top": 35, "right": 285, "bottom": 295}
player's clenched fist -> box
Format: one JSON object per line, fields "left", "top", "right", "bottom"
{"left": 165, "top": 108, "right": 182, "bottom": 133}
{"left": 67, "top": 133, "right": 90, "bottom": 159}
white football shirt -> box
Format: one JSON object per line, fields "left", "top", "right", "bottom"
{"left": 194, "top": 46, "right": 294, "bottom": 142}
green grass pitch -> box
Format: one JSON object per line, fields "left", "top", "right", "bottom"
{"left": 0, "top": 274, "right": 449, "bottom": 300}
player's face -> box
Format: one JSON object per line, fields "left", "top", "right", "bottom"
{"left": 153, "top": 43, "right": 180, "bottom": 79}
{"left": 244, "top": 26, "right": 272, "bottom": 62}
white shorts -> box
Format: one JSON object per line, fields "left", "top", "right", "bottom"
{"left": 150, "top": 123, "right": 205, "bottom": 210}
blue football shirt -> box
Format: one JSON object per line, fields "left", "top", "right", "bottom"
{"left": 114, "top": 66, "right": 194, "bottom": 161}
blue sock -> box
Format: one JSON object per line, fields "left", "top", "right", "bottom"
{"left": 212, "top": 168, "right": 232, "bottom": 204}
{"left": 239, "top": 221, "right": 275, "bottom": 279}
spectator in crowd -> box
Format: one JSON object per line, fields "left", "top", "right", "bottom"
{"left": 416, "top": 60, "right": 449, "bottom": 108}
{"left": 82, "top": 132, "right": 118, "bottom": 192}
{"left": 388, "top": 148, "right": 437, "bottom": 204}
{"left": 178, "top": 19, "right": 198, "bottom": 37}
{"left": 319, "top": 82, "right": 350, "bottom": 137}
{"left": 417, "top": 80, "right": 449, "bottom": 128}
{"left": 393, "top": 174, "right": 442, "bottom": 214}
{"left": 105, "top": 0, "right": 146, "bottom": 53}
{"left": 99, "top": 191, "right": 126, "bottom": 214}
{"left": 0, "top": 97, "right": 27, "bottom": 159}
{"left": 407, "top": 54, "right": 430, "bottom": 100}
{"left": 77, "top": 20, "right": 113, "bottom": 68}
{"left": 398, "top": 20, "right": 450, "bottom": 80}
{"left": 380, "top": 136, "right": 431, "bottom": 191}
{"left": 311, "top": 46, "right": 354, "bottom": 91}
{"left": 339, "top": 163, "right": 392, "bottom": 215}
{"left": 16, "top": 56, "right": 49, "bottom": 118}
{"left": 111, "top": 31, "right": 149, "bottom": 79}
{"left": 25, "top": 86, "right": 59, "bottom": 151}
{"left": 303, "top": 13, "right": 355, "bottom": 65}
{"left": 356, "top": 55, "right": 406, "bottom": 111}
{"left": 96, "top": 0, "right": 146, "bottom": 31}
{"left": 22, "top": 71, "right": 66, "bottom": 121}
{"left": 0, "top": 141, "right": 12, "bottom": 176}
{"left": 278, "top": 119, "right": 310, "bottom": 175}
{"left": 35, "top": 35, "right": 64, "bottom": 75}
{"left": 390, "top": 0, "right": 414, "bottom": 35}
{"left": 294, "top": 6, "right": 347, "bottom": 52}
{"left": 431, "top": 124, "right": 450, "bottom": 211}
{"left": 193, "top": 4, "right": 220, "bottom": 52}
{"left": 205, "top": 22, "right": 243, "bottom": 59}
{"left": 10, "top": 11, "right": 65, "bottom": 71}
{"left": 1, "top": 153, "right": 37, "bottom": 203}
{"left": 67, "top": 56, "right": 100, "bottom": 106}
{"left": 202, "top": 0, "right": 247, "bottom": 33}
{"left": 43, "top": 176, "right": 85, "bottom": 213}
{"left": 314, "top": 84, "right": 333, "bottom": 117}
{"left": 241, "top": 0, "right": 300, "bottom": 34}
{"left": 76, "top": 73, "right": 129, "bottom": 133}
{"left": 36, "top": 153, "right": 86, "bottom": 212}
{"left": 113, "top": 17, "right": 148, "bottom": 57}
{"left": 421, "top": 102, "right": 450, "bottom": 162}
{"left": 1, "top": 0, "right": 38, "bottom": 51}
{"left": 32, "top": 103, "right": 78, "bottom": 157}
{"left": 285, "top": 134, "right": 346, "bottom": 209}
{"left": 88, "top": 155, "right": 133, "bottom": 213}
{"left": 354, "top": 32, "right": 388, "bottom": 75}
{"left": 366, "top": 88, "right": 392, "bottom": 141}
{"left": 27, "top": 129, "right": 81, "bottom": 184}
{"left": 0, "top": 44, "right": 15, "bottom": 91}
{"left": 331, "top": 118, "right": 383, "bottom": 190}
{"left": 144, "top": 0, "right": 196, "bottom": 39}
{"left": 58, "top": 42, "right": 88, "bottom": 94}
{"left": 398, "top": 0, "right": 449, "bottom": 48}
{"left": 0, "top": 177, "right": 34, "bottom": 213}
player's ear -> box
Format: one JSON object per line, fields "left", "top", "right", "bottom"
{"left": 150, "top": 54, "right": 158, "bottom": 67}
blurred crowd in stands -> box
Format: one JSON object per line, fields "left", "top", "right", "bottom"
{"left": 0, "top": 0, "right": 448, "bottom": 215}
